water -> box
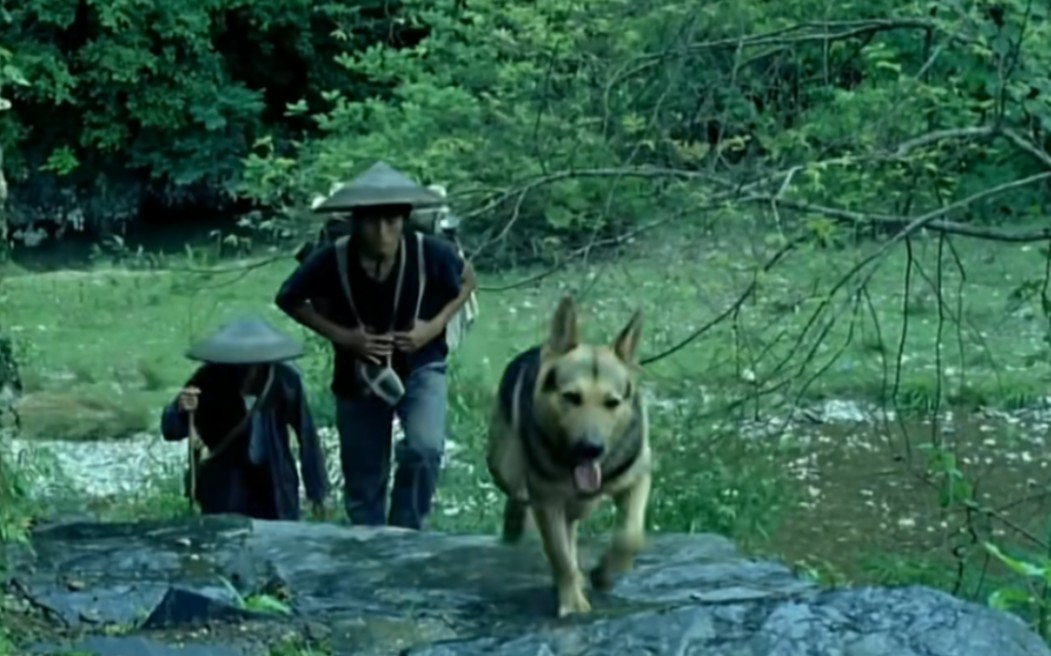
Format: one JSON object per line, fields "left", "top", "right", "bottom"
{"left": 7, "top": 214, "right": 273, "bottom": 273}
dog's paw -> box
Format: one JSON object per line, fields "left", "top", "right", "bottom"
{"left": 590, "top": 562, "right": 615, "bottom": 591}
{"left": 591, "top": 548, "right": 635, "bottom": 591}
{"left": 614, "top": 532, "right": 645, "bottom": 555}
{"left": 557, "top": 583, "right": 592, "bottom": 617}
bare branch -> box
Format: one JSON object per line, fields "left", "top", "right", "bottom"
{"left": 605, "top": 18, "right": 940, "bottom": 99}
{"left": 640, "top": 234, "right": 808, "bottom": 366}
{"left": 881, "top": 171, "right": 1051, "bottom": 248}
{"left": 461, "top": 124, "right": 1051, "bottom": 259}
{"left": 477, "top": 203, "right": 724, "bottom": 292}
{"left": 892, "top": 126, "right": 998, "bottom": 157}
{"left": 753, "top": 192, "right": 1051, "bottom": 243}
{"left": 1002, "top": 128, "right": 1051, "bottom": 169}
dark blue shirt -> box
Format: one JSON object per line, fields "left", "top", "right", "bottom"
{"left": 275, "top": 232, "right": 464, "bottom": 398}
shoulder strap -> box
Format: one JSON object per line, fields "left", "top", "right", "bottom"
{"left": 333, "top": 236, "right": 359, "bottom": 319}
{"left": 197, "top": 365, "right": 277, "bottom": 462}
{"left": 388, "top": 234, "right": 407, "bottom": 332}
{"left": 414, "top": 231, "right": 427, "bottom": 319}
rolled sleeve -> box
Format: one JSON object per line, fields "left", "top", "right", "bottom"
{"left": 275, "top": 244, "right": 338, "bottom": 316}
{"left": 160, "top": 401, "right": 190, "bottom": 441}
{"left": 423, "top": 236, "right": 464, "bottom": 302}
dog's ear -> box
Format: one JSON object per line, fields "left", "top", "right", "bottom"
{"left": 547, "top": 294, "right": 580, "bottom": 355}
{"left": 613, "top": 310, "right": 643, "bottom": 364}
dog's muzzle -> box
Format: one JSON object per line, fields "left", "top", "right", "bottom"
{"left": 570, "top": 437, "right": 605, "bottom": 494}
{"left": 571, "top": 438, "right": 605, "bottom": 463}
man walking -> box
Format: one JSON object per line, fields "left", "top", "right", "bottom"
{"left": 275, "top": 161, "right": 476, "bottom": 530}
{"left": 161, "top": 317, "right": 328, "bottom": 520}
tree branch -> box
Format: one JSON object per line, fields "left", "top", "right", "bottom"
{"left": 460, "top": 122, "right": 1051, "bottom": 253}
{"left": 605, "top": 18, "right": 941, "bottom": 101}
{"left": 639, "top": 234, "right": 808, "bottom": 366}
{"left": 752, "top": 192, "right": 1051, "bottom": 243}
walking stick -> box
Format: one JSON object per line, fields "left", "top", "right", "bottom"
{"left": 187, "top": 408, "right": 199, "bottom": 511}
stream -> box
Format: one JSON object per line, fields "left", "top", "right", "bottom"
{"left": 5, "top": 396, "right": 1050, "bottom": 504}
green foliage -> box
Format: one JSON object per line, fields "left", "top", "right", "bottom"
{"left": 0, "top": 451, "right": 33, "bottom": 544}
{"left": 0, "top": 402, "right": 46, "bottom": 549}
{"left": 3, "top": 0, "right": 1050, "bottom": 259}
{"left": 912, "top": 437, "right": 1051, "bottom": 642}
{"left": 218, "top": 576, "right": 293, "bottom": 616}
{"left": 1, "top": 0, "right": 418, "bottom": 226}
{"left": 0, "top": 444, "right": 43, "bottom": 652}
{"left": 644, "top": 409, "right": 796, "bottom": 546}
{"left": 234, "top": 0, "right": 1051, "bottom": 267}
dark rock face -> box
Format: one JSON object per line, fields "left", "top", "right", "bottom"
{"left": 5, "top": 516, "right": 1048, "bottom": 656}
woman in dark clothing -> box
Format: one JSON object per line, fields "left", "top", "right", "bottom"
{"left": 160, "top": 318, "right": 329, "bottom": 521}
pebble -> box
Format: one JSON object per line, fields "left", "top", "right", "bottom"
{"left": 3, "top": 396, "right": 1050, "bottom": 503}
{"left": 3, "top": 420, "right": 465, "bottom": 501}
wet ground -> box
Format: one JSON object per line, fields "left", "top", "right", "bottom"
{"left": 765, "top": 403, "right": 1051, "bottom": 592}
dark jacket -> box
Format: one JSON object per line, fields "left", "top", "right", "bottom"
{"left": 160, "top": 361, "right": 327, "bottom": 520}
{"left": 274, "top": 232, "right": 465, "bottom": 398}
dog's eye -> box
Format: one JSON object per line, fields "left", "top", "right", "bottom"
{"left": 561, "top": 391, "right": 583, "bottom": 405}
{"left": 604, "top": 397, "right": 622, "bottom": 410}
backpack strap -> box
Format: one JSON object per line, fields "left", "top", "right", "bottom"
{"left": 388, "top": 235, "right": 407, "bottom": 332}
{"left": 195, "top": 364, "right": 278, "bottom": 463}
{"left": 414, "top": 231, "right": 427, "bottom": 320}
{"left": 333, "top": 236, "right": 359, "bottom": 322}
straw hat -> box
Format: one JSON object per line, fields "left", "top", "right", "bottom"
{"left": 312, "top": 161, "right": 445, "bottom": 213}
{"left": 185, "top": 318, "right": 304, "bottom": 365}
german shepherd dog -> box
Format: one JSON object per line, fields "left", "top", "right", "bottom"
{"left": 486, "top": 295, "right": 651, "bottom": 617}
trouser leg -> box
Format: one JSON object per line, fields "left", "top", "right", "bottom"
{"left": 389, "top": 362, "right": 449, "bottom": 530}
{"left": 335, "top": 394, "right": 394, "bottom": 525}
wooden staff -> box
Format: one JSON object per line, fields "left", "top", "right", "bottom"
{"left": 187, "top": 408, "right": 199, "bottom": 511}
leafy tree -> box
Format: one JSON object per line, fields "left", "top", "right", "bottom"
{"left": 0, "top": 0, "right": 422, "bottom": 233}
{"left": 0, "top": 0, "right": 1047, "bottom": 261}
{"left": 238, "top": 0, "right": 1051, "bottom": 266}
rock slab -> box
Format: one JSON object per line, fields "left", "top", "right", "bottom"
{"left": 4, "top": 516, "right": 1048, "bottom": 656}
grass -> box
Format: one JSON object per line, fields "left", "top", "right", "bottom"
{"left": 3, "top": 225, "right": 1051, "bottom": 645}
{"left": 4, "top": 232, "right": 1047, "bottom": 434}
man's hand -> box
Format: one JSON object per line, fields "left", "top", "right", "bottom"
{"left": 334, "top": 327, "right": 393, "bottom": 364}
{"left": 190, "top": 434, "right": 210, "bottom": 458}
{"left": 394, "top": 319, "right": 441, "bottom": 354}
{"left": 178, "top": 386, "right": 200, "bottom": 412}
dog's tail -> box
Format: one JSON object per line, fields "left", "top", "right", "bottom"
{"left": 501, "top": 498, "right": 530, "bottom": 543}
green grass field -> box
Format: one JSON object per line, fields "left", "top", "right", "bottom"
{"left": 4, "top": 228, "right": 1051, "bottom": 633}
{"left": 5, "top": 231, "right": 1047, "bottom": 437}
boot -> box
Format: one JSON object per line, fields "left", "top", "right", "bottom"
{"left": 388, "top": 452, "right": 440, "bottom": 530}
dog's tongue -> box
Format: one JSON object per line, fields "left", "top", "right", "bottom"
{"left": 573, "top": 461, "right": 602, "bottom": 493}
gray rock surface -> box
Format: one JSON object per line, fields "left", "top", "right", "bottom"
{"left": 4, "top": 516, "right": 1048, "bottom": 656}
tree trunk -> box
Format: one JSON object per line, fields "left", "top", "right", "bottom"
{"left": 0, "top": 334, "right": 20, "bottom": 432}
{"left": 0, "top": 139, "right": 17, "bottom": 429}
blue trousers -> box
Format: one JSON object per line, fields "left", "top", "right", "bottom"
{"left": 335, "top": 361, "right": 447, "bottom": 530}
